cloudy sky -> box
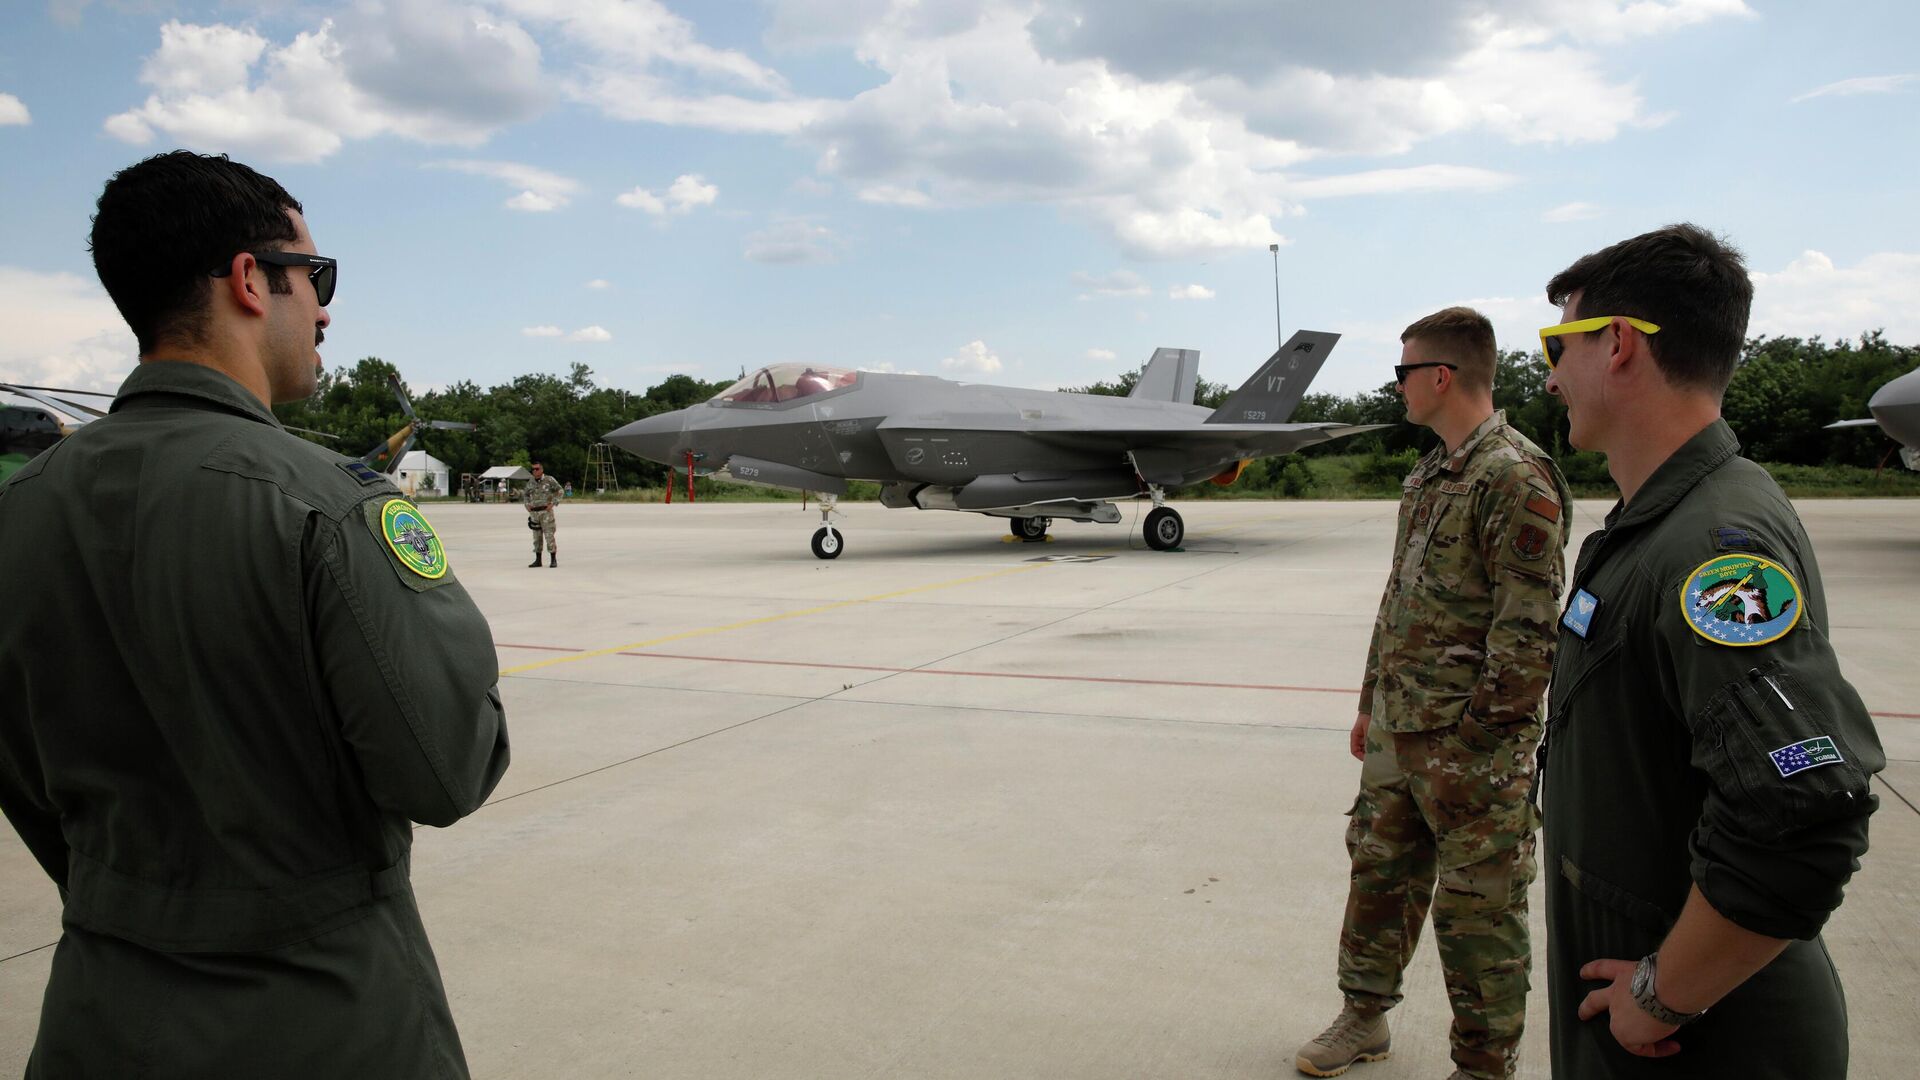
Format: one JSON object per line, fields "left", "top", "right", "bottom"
{"left": 2, "top": 0, "right": 1915, "bottom": 401}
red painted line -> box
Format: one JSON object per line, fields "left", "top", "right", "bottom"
{"left": 1876, "top": 711, "right": 1920, "bottom": 720}
{"left": 498, "top": 643, "right": 586, "bottom": 653}
{"left": 612, "top": 649, "right": 1358, "bottom": 696}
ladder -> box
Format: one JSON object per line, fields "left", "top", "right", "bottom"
{"left": 586, "top": 442, "right": 620, "bottom": 494}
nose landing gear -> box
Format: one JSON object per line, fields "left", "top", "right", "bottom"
{"left": 810, "top": 495, "right": 843, "bottom": 559}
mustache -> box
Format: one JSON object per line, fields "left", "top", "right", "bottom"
{"left": 315, "top": 325, "right": 326, "bottom": 347}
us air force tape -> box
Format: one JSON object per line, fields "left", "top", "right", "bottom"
{"left": 1680, "top": 553, "right": 1802, "bottom": 647}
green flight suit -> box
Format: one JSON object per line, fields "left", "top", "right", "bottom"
{"left": 1542, "top": 420, "right": 1882, "bottom": 1077}
{"left": 0, "top": 361, "right": 510, "bottom": 1079}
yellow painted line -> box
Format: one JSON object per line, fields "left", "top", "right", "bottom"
{"left": 499, "top": 561, "right": 1054, "bottom": 676}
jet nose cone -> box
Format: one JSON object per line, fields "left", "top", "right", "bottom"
{"left": 605, "top": 411, "right": 686, "bottom": 464}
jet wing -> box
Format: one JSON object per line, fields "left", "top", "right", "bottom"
{"left": 1025, "top": 422, "right": 1389, "bottom": 457}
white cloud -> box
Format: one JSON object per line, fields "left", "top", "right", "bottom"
{"left": 940, "top": 340, "right": 1003, "bottom": 375}
{"left": 743, "top": 219, "right": 838, "bottom": 264}
{"left": 522, "top": 323, "right": 612, "bottom": 341}
{"left": 1085, "top": 348, "right": 1117, "bottom": 361}
{"left": 1168, "top": 284, "right": 1215, "bottom": 300}
{"left": 433, "top": 159, "right": 579, "bottom": 211}
{"left": 0, "top": 267, "right": 137, "bottom": 392}
{"left": 104, "top": 9, "right": 550, "bottom": 164}
{"left": 857, "top": 184, "right": 933, "bottom": 207}
{"left": 1073, "top": 270, "right": 1150, "bottom": 299}
{"left": 0, "top": 94, "right": 27, "bottom": 126}
{"left": 1791, "top": 74, "right": 1918, "bottom": 104}
{"left": 1543, "top": 201, "right": 1603, "bottom": 223}
{"left": 758, "top": 1, "right": 1749, "bottom": 257}
{"left": 1750, "top": 250, "right": 1920, "bottom": 343}
{"left": 617, "top": 173, "right": 718, "bottom": 214}
{"left": 1287, "top": 165, "right": 1515, "bottom": 199}
{"left": 585, "top": 278, "right": 612, "bottom": 289}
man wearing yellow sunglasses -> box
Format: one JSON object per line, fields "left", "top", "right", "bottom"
{"left": 1535, "top": 224, "right": 1883, "bottom": 1078}
{"left": 1297, "top": 307, "right": 1570, "bottom": 1080}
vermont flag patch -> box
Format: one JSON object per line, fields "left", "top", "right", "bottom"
{"left": 1769, "top": 736, "right": 1845, "bottom": 778}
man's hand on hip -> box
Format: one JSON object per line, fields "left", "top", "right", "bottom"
{"left": 1577, "top": 959, "right": 1682, "bottom": 1059}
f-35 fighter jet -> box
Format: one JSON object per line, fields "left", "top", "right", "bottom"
{"left": 1826, "top": 366, "right": 1920, "bottom": 471}
{"left": 606, "top": 330, "right": 1382, "bottom": 558}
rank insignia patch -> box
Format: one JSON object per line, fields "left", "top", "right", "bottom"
{"left": 1681, "top": 554, "right": 1802, "bottom": 647}
{"left": 377, "top": 499, "right": 448, "bottom": 580}
{"left": 339, "top": 461, "right": 387, "bottom": 486}
{"left": 1770, "top": 736, "right": 1845, "bottom": 778}
{"left": 1525, "top": 493, "right": 1561, "bottom": 523}
{"left": 1513, "top": 523, "right": 1548, "bottom": 560}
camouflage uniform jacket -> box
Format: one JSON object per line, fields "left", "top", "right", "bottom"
{"left": 524, "top": 474, "right": 563, "bottom": 511}
{"left": 1359, "top": 410, "right": 1573, "bottom": 734}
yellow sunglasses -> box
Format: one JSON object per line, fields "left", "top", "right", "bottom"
{"left": 1538, "top": 316, "right": 1660, "bottom": 369}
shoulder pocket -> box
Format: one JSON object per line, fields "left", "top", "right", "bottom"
{"left": 1694, "top": 661, "right": 1872, "bottom": 843}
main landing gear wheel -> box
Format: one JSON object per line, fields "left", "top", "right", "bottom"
{"left": 811, "top": 526, "right": 843, "bottom": 560}
{"left": 1010, "top": 516, "right": 1050, "bottom": 541}
{"left": 1143, "top": 506, "right": 1184, "bottom": 551}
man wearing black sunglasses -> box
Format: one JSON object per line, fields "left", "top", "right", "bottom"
{"left": 1297, "top": 306, "right": 1570, "bottom": 1080}
{"left": 0, "top": 151, "right": 508, "bottom": 1078}
{"left": 1537, "top": 225, "right": 1881, "bottom": 1078}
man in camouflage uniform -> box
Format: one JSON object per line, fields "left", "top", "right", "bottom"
{"left": 1296, "top": 307, "right": 1571, "bottom": 1080}
{"left": 525, "top": 460, "right": 562, "bottom": 567}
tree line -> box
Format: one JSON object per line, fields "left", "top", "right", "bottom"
{"left": 272, "top": 333, "right": 1916, "bottom": 494}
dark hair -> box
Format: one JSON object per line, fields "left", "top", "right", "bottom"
{"left": 90, "top": 151, "right": 303, "bottom": 354}
{"left": 1545, "top": 223, "right": 1752, "bottom": 395}
{"left": 1401, "top": 306, "right": 1497, "bottom": 391}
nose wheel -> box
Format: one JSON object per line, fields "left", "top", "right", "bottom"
{"left": 810, "top": 496, "right": 843, "bottom": 559}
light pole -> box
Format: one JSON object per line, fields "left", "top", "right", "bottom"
{"left": 1268, "top": 242, "right": 1282, "bottom": 351}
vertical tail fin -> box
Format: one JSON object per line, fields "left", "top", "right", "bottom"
{"left": 1204, "top": 330, "right": 1340, "bottom": 424}
{"left": 1128, "top": 347, "right": 1201, "bottom": 403}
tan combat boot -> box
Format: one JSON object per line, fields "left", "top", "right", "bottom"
{"left": 1295, "top": 1006, "right": 1391, "bottom": 1077}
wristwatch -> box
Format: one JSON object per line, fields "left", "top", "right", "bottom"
{"left": 1630, "top": 952, "right": 1707, "bottom": 1027}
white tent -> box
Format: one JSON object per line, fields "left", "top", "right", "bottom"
{"left": 480, "top": 465, "right": 532, "bottom": 482}
{"left": 396, "top": 450, "right": 451, "bottom": 498}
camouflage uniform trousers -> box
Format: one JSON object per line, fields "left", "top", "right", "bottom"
{"left": 1337, "top": 716, "right": 1539, "bottom": 1080}
{"left": 529, "top": 509, "right": 556, "bottom": 554}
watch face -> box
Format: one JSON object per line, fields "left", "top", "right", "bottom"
{"left": 1630, "top": 960, "right": 1652, "bottom": 999}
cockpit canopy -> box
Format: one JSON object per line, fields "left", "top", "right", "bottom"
{"left": 713, "top": 364, "right": 859, "bottom": 405}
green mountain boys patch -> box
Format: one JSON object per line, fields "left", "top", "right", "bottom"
{"left": 1680, "top": 553, "right": 1801, "bottom": 647}
{"left": 373, "top": 498, "right": 448, "bottom": 580}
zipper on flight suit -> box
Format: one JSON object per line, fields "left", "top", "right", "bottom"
{"left": 1535, "top": 524, "right": 1615, "bottom": 808}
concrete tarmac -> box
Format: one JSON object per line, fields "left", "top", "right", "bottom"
{"left": 3, "top": 498, "right": 1916, "bottom": 1078}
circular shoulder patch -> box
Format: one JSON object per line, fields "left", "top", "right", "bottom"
{"left": 1680, "top": 553, "right": 1802, "bottom": 647}
{"left": 379, "top": 499, "right": 448, "bottom": 579}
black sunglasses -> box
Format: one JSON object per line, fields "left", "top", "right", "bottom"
{"left": 211, "top": 251, "right": 337, "bottom": 307}
{"left": 1394, "top": 362, "right": 1457, "bottom": 384}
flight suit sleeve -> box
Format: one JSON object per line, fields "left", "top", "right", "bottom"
{"left": 1659, "top": 535, "right": 1884, "bottom": 940}
{"left": 0, "top": 734, "right": 68, "bottom": 895}
{"left": 1467, "top": 462, "right": 1567, "bottom": 729}
{"left": 305, "top": 497, "right": 510, "bottom": 828}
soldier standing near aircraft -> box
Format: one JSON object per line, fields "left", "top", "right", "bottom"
{"left": 525, "top": 461, "right": 562, "bottom": 566}
{"left": 1537, "top": 224, "right": 1882, "bottom": 1077}
{"left": 1296, "top": 307, "right": 1570, "bottom": 1080}
{"left": 0, "top": 151, "right": 509, "bottom": 1078}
